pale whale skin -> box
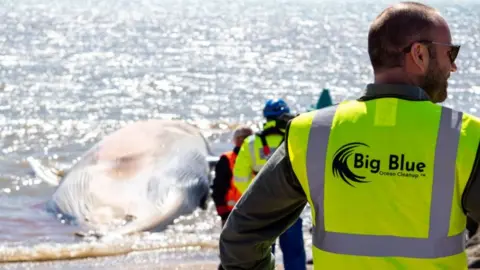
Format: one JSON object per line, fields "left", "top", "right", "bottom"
{"left": 37, "top": 120, "right": 215, "bottom": 237}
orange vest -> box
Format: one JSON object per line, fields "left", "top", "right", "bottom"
{"left": 221, "top": 151, "right": 242, "bottom": 213}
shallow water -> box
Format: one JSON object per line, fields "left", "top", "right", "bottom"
{"left": 0, "top": 0, "right": 480, "bottom": 268}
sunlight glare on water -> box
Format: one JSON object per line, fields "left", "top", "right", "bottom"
{"left": 0, "top": 0, "right": 479, "bottom": 268}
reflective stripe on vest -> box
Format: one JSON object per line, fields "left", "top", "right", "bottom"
{"left": 248, "top": 137, "right": 264, "bottom": 173}
{"left": 307, "top": 106, "right": 464, "bottom": 258}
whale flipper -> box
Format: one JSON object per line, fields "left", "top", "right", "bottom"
{"left": 27, "top": 157, "right": 63, "bottom": 186}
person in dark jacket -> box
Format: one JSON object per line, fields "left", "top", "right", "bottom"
{"left": 211, "top": 126, "right": 253, "bottom": 226}
{"left": 211, "top": 126, "right": 253, "bottom": 270}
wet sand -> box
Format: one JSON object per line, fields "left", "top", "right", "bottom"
{"left": 0, "top": 246, "right": 314, "bottom": 270}
{"left": 124, "top": 263, "right": 314, "bottom": 270}
{"left": 0, "top": 262, "right": 313, "bottom": 270}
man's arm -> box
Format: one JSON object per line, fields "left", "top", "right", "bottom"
{"left": 219, "top": 138, "right": 308, "bottom": 269}
{"left": 463, "top": 142, "right": 480, "bottom": 223}
{"left": 233, "top": 137, "right": 253, "bottom": 194}
{"left": 211, "top": 155, "right": 233, "bottom": 216}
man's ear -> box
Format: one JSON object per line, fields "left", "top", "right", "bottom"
{"left": 411, "top": 43, "right": 429, "bottom": 73}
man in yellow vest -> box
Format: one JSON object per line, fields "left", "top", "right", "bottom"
{"left": 233, "top": 98, "right": 307, "bottom": 270}
{"left": 233, "top": 98, "right": 293, "bottom": 193}
{"left": 219, "top": 2, "right": 480, "bottom": 270}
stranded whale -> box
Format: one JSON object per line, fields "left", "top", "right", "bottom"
{"left": 28, "top": 120, "right": 219, "bottom": 238}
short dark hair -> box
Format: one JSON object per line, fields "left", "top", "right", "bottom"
{"left": 368, "top": 2, "right": 440, "bottom": 72}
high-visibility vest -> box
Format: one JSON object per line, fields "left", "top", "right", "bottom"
{"left": 216, "top": 150, "right": 242, "bottom": 215}
{"left": 233, "top": 120, "right": 285, "bottom": 194}
{"left": 287, "top": 98, "right": 480, "bottom": 269}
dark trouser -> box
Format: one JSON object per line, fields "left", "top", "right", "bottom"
{"left": 467, "top": 215, "right": 478, "bottom": 239}
{"left": 272, "top": 218, "right": 307, "bottom": 270}
{"left": 218, "top": 212, "right": 231, "bottom": 270}
{"left": 220, "top": 212, "right": 230, "bottom": 227}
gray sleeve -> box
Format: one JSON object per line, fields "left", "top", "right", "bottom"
{"left": 219, "top": 133, "right": 308, "bottom": 270}
{"left": 462, "top": 143, "right": 480, "bottom": 223}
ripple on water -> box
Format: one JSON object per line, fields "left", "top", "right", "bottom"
{"left": 0, "top": 0, "right": 479, "bottom": 267}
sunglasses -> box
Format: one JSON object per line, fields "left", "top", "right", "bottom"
{"left": 402, "top": 40, "right": 461, "bottom": 64}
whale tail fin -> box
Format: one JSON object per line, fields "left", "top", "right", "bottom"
{"left": 26, "top": 157, "right": 63, "bottom": 186}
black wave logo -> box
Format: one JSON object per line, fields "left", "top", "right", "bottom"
{"left": 332, "top": 142, "right": 370, "bottom": 187}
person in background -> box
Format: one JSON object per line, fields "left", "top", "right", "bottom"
{"left": 212, "top": 125, "right": 253, "bottom": 227}
{"left": 307, "top": 88, "right": 334, "bottom": 112}
{"left": 233, "top": 98, "right": 307, "bottom": 270}
{"left": 211, "top": 125, "right": 253, "bottom": 270}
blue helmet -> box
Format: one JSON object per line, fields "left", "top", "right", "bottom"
{"left": 263, "top": 98, "right": 291, "bottom": 119}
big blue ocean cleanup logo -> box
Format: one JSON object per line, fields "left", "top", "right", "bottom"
{"left": 332, "top": 142, "right": 427, "bottom": 187}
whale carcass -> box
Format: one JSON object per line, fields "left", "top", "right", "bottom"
{"left": 28, "top": 120, "right": 219, "bottom": 237}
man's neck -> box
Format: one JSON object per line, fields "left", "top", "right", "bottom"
{"left": 374, "top": 71, "right": 419, "bottom": 86}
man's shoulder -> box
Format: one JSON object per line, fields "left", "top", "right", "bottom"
{"left": 236, "top": 135, "right": 257, "bottom": 153}
{"left": 289, "top": 105, "right": 339, "bottom": 130}
{"left": 461, "top": 110, "right": 480, "bottom": 124}
{"left": 219, "top": 152, "right": 232, "bottom": 159}
{"left": 216, "top": 154, "right": 230, "bottom": 165}
{"left": 444, "top": 106, "right": 480, "bottom": 130}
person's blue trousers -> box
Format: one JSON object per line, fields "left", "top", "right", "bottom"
{"left": 272, "top": 218, "right": 307, "bottom": 270}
